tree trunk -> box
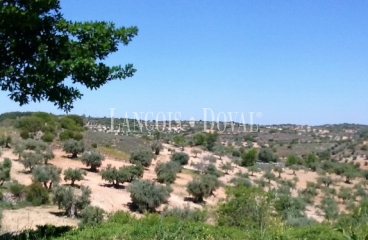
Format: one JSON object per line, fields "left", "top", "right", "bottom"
{"left": 49, "top": 181, "right": 53, "bottom": 190}
{"left": 43, "top": 182, "right": 48, "bottom": 189}
{"left": 71, "top": 180, "right": 75, "bottom": 186}
{"left": 68, "top": 203, "right": 76, "bottom": 218}
{"left": 71, "top": 152, "right": 77, "bottom": 158}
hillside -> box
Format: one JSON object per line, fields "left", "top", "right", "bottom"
{"left": 0, "top": 112, "right": 367, "bottom": 239}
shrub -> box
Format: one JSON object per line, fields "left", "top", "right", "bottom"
{"left": 59, "top": 130, "right": 75, "bottom": 141}
{"left": 10, "top": 182, "right": 25, "bottom": 198}
{"left": 81, "top": 150, "right": 104, "bottom": 171}
{"left": 258, "top": 148, "right": 278, "bottom": 163}
{"left": 232, "top": 150, "right": 241, "bottom": 157}
{"left": 32, "top": 165, "right": 61, "bottom": 189}
{"left": 63, "top": 139, "right": 85, "bottom": 158}
{"left": 173, "top": 134, "right": 186, "bottom": 150}
{"left": 171, "top": 152, "right": 189, "bottom": 165}
{"left": 217, "top": 185, "right": 273, "bottom": 230}
{"left": 274, "top": 194, "right": 306, "bottom": 220}
{"left": 187, "top": 174, "right": 220, "bottom": 202}
{"left": 129, "top": 149, "right": 154, "bottom": 167}
{"left": 161, "top": 205, "right": 206, "bottom": 222}
{"left": 79, "top": 206, "right": 105, "bottom": 227}
{"left": 127, "top": 180, "right": 171, "bottom": 212}
{"left": 20, "top": 130, "right": 30, "bottom": 140}
{"left": 230, "top": 177, "right": 252, "bottom": 187}
{"left": 41, "top": 132, "right": 55, "bottom": 143}
{"left": 64, "top": 168, "right": 87, "bottom": 186}
{"left": 73, "top": 132, "right": 84, "bottom": 141}
{"left": 318, "top": 196, "right": 339, "bottom": 220}
{"left": 26, "top": 182, "right": 50, "bottom": 206}
{"left": 91, "top": 143, "right": 97, "bottom": 148}
{"left": 241, "top": 149, "right": 257, "bottom": 167}
{"left": 155, "top": 162, "right": 181, "bottom": 184}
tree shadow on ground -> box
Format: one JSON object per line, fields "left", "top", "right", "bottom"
{"left": 81, "top": 167, "right": 99, "bottom": 173}
{"left": 49, "top": 210, "right": 67, "bottom": 217}
{"left": 183, "top": 196, "right": 207, "bottom": 204}
{"left": 99, "top": 183, "right": 125, "bottom": 189}
{"left": 0, "top": 225, "right": 73, "bottom": 240}
{"left": 126, "top": 202, "right": 139, "bottom": 213}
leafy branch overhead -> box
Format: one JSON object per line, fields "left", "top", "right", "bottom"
{"left": 0, "top": 0, "right": 138, "bottom": 112}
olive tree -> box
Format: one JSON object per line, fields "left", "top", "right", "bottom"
{"left": 81, "top": 150, "right": 104, "bottom": 171}
{"left": 150, "top": 140, "right": 163, "bottom": 155}
{"left": 32, "top": 165, "right": 61, "bottom": 189}
{"left": 187, "top": 174, "right": 220, "bottom": 202}
{"left": 248, "top": 165, "right": 260, "bottom": 176}
{"left": 21, "top": 151, "right": 44, "bottom": 171}
{"left": 129, "top": 149, "right": 154, "bottom": 168}
{"left": 52, "top": 185, "right": 91, "bottom": 217}
{"left": 100, "top": 164, "right": 143, "bottom": 188}
{"left": 171, "top": 152, "right": 189, "bottom": 166}
{"left": 220, "top": 162, "right": 233, "bottom": 174}
{"left": 13, "top": 142, "right": 26, "bottom": 160}
{"left": 214, "top": 143, "right": 226, "bottom": 160}
{"left": 191, "top": 149, "right": 202, "bottom": 158}
{"left": 155, "top": 161, "right": 182, "bottom": 184}
{"left": 127, "top": 180, "right": 171, "bottom": 212}
{"left": 63, "top": 139, "right": 85, "bottom": 158}
{"left": 64, "top": 168, "right": 87, "bottom": 186}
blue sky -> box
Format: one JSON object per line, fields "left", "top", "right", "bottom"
{"left": 1, "top": 0, "right": 367, "bottom": 125}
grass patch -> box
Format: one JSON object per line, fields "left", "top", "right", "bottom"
{"left": 182, "top": 168, "right": 200, "bottom": 177}
{"left": 98, "top": 147, "right": 130, "bottom": 161}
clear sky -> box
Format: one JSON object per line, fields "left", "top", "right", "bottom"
{"left": 1, "top": 0, "right": 367, "bottom": 125}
